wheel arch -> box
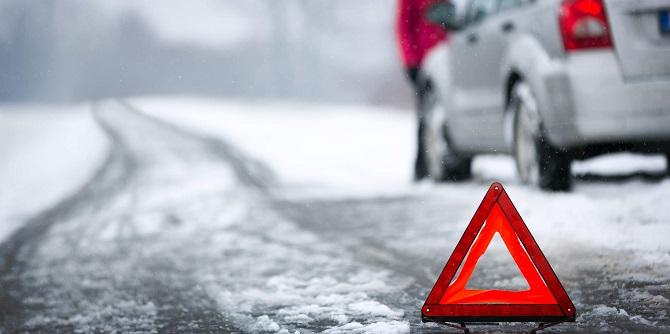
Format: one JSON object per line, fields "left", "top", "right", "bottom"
{"left": 500, "top": 34, "right": 558, "bottom": 140}
{"left": 420, "top": 42, "right": 452, "bottom": 118}
{"left": 504, "top": 71, "right": 524, "bottom": 109}
{"left": 502, "top": 70, "right": 524, "bottom": 147}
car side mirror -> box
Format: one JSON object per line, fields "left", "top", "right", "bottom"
{"left": 425, "top": 2, "right": 461, "bottom": 31}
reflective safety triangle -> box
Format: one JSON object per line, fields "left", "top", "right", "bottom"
{"left": 422, "top": 182, "right": 576, "bottom": 322}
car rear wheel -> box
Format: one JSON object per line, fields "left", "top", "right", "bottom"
{"left": 511, "top": 81, "right": 571, "bottom": 191}
{"left": 420, "top": 82, "right": 471, "bottom": 182}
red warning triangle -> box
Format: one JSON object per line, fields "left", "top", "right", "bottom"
{"left": 422, "top": 182, "right": 575, "bottom": 323}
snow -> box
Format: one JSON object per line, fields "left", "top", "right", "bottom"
{"left": 25, "top": 300, "right": 158, "bottom": 332}
{"left": 577, "top": 304, "right": 658, "bottom": 330}
{"left": 573, "top": 153, "right": 667, "bottom": 176}
{"left": 206, "top": 264, "right": 410, "bottom": 333}
{"left": 347, "top": 301, "right": 404, "bottom": 319}
{"left": 4, "top": 97, "right": 667, "bottom": 332}
{"left": 134, "top": 97, "right": 670, "bottom": 254}
{"left": 136, "top": 97, "right": 670, "bottom": 332}
{"left": 134, "top": 97, "right": 415, "bottom": 192}
{"left": 0, "top": 104, "right": 107, "bottom": 243}
{"left": 324, "top": 320, "right": 410, "bottom": 334}
{"left": 250, "top": 315, "right": 281, "bottom": 332}
{"left": 134, "top": 96, "right": 670, "bottom": 266}
{"left": 466, "top": 154, "right": 670, "bottom": 254}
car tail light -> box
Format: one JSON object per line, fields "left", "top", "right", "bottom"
{"left": 559, "top": 0, "right": 613, "bottom": 51}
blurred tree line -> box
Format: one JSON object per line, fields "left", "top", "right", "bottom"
{"left": 0, "top": 0, "right": 410, "bottom": 107}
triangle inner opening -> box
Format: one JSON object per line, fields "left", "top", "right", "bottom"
{"left": 466, "top": 232, "right": 530, "bottom": 291}
{"left": 439, "top": 203, "right": 558, "bottom": 305}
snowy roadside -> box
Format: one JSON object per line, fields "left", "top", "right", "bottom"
{"left": 136, "top": 97, "right": 670, "bottom": 331}
{"left": 135, "top": 96, "right": 670, "bottom": 258}
{"left": 131, "top": 98, "right": 418, "bottom": 333}
{"left": 0, "top": 104, "right": 108, "bottom": 243}
{"left": 133, "top": 97, "right": 415, "bottom": 193}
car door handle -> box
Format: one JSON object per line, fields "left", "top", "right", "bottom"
{"left": 467, "top": 33, "right": 479, "bottom": 44}
{"left": 501, "top": 21, "right": 515, "bottom": 33}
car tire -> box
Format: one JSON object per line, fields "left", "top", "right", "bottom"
{"left": 510, "top": 81, "right": 571, "bottom": 191}
{"left": 419, "top": 81, "right": 472, "bottom": 182}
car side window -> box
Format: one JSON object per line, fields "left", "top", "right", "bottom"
{"left": 465, "top": 0, "right": 499, "bottom": 26}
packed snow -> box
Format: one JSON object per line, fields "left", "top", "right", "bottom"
{"left": 0, "top": 104, "right": 107, "bottom": 243}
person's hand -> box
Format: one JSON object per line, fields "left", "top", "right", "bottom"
{"left": 406, "top": 67, "right": 419, "bottom": 85}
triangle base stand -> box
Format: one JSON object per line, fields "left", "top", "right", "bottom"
{"left": 529, "top": 320, "right": 570, "bottom": 334}
{"left": 422, "top": 319, "right": 570, "bottom": 334}
{"left": 439, "top": 322, "right": 470, "bottom": 334}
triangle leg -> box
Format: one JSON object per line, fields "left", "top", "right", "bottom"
{"left": 441, "top": 322, "right": 471, "bottom": 334}
{"left": 529, "top": 320, "right": 568, "bottom": 334}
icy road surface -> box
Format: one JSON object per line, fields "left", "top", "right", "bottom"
{"left": 1, "top": 100, "right": 669, "bottom": 333}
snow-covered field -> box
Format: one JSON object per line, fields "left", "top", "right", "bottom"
{"left": 0, "top": 104, "right": 107, "bottom": 242}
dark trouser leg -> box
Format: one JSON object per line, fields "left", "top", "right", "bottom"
{"left": 414, "top": 80, "right": 429, "bottom": 180}
{"left": 414, "top": 118, "right": 427, "bottom": 180}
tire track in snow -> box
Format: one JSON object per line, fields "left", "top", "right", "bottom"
{"left": 0, "top": 100, "right": 271, "bottom": 332}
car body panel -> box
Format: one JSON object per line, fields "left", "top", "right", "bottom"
{"left": 449, "top": 0, "right": 506, "bottom": 152}
{"left": 605, "top": 0, "right": 670, "bottom": 80}
{"left": 544, "top": 51, "right": 670, "bottom": 146}
{"left": 423, "top": 0, "right": 670, "bottom": 158}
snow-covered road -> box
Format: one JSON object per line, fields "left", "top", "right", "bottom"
{"left": 1, "top": 99, "right": 668, "bottom": 333}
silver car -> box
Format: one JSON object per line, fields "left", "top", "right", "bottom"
{"left": 419, "top": 0, "right": 670, "bottom": 190}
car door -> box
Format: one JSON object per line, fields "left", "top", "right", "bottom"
{"left": 477, "top": 0, "right": 533, "bottom": 152}
{"left": 448, "top": 0, "right": 502, "bottom": 151}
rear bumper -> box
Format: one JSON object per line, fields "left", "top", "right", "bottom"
{"left": 536, "top": 50, "right": 670, "bottom": 150}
